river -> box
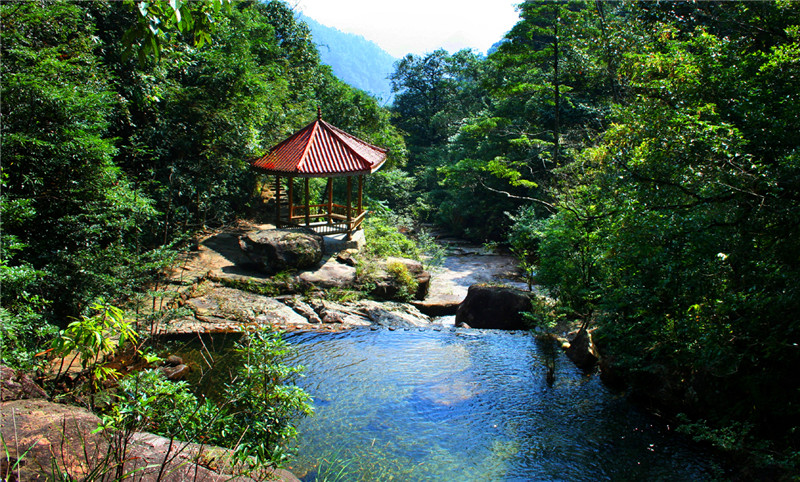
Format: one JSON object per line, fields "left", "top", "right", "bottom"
{"left": 169, "top": 237, "right": 723, "bottom": 480}
{"left": 281, "top": 328, "right": 719, "bottom": 481}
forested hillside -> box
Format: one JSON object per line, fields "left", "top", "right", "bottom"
{"left": 300, "top": 14, "right": 397, "bottom": 104}
{"left": 1, "top": 0, "right": 403, "bottom": 364}
{"left": 389, "top": 0, "right": 800, "bottom": 472}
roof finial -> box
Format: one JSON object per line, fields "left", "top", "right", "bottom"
{"left": 317, "top": 106, "right": 322, "bottom": 120}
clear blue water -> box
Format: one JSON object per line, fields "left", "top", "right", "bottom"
{"left": 282, "top": 328, "right": 720, "bottom": 481}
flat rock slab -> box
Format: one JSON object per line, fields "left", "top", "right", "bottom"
{"left": 426, "top": 253, "right": 525, "bottom": 306}
{"left": 409, "top": 300, "right": 461, "bottom": 317}
{"left": 358, "top": 300, "right": 432, "bottom": 328}
{"left": 0, "top": 399, "right": 300, "bottom": 481}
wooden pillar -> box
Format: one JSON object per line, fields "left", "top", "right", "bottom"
{"left": 304, "top": 177, "right": 310, "bottom": 227}
{"left": 275, "top": 175, "right": 281, "bottom": 225}
{"left": 346, "top": 176, "right": 353, "bottom": 240}
{"left": 357, "top": 175, "right": 364, "bottom": 215}
{"left": 326, "top": 177, "right": 333, "bottom": 224}
{"left": 288, "top": 176, "right": 294, "bottom": 224}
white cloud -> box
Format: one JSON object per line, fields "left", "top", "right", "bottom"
{"left": 295, "top": 0, "right": 521, "bottom": 58}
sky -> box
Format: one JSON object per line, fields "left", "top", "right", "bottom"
{"left": 293, "top": 0, "right": 522, "bottom": 58}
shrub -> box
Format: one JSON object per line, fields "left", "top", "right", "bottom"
{"left": 363, "top": 211, "right": 419, "bottom": 260}
{"left": 106, "top": 327, "right": 313, "bottom": 473}
{"left": 222, "top": 328, "right": 314, "bottom": 469}
{"left": 386, "top": 261, "right": 419, "bottom": 302}
{"left": 112, "top": 369, "right": 221, "bottom": 441}
{"left": 51, "top": 300, "right": 140, "bottom": 406}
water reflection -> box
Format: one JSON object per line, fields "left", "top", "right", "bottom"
{"left": 284, "top": 329, "right": 719, "bottom": 481}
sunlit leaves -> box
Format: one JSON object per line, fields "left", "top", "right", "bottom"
{"left": 122, "top": 0, "right": 231, "bottom": 63}
{"left": 525, "top": 1, "right": 800, "bottom": 460}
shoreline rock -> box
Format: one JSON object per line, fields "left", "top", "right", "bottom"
{"left": 0, "top": 398, "right": 299, "bottom": 482}
{"left": 1, "top": 365, "right": 48, "bottom": 402}
{"left": 565, "top": 326, "right": 600, "bottom": 370}
{"left": 455, "top": 284, "right": 532, "bottom": 330}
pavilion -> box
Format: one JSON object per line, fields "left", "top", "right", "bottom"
{"left": 251, "top": 111, "right": 387, "bottom": 240}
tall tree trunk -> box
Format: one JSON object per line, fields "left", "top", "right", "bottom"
{"left": 553, "top": 5, "right": 561, "bottom": 167}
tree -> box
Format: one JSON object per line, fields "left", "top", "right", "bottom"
{"left": 390, "top": 49, "right": 484, "bottom": 168}
{"left": 1, "top": 1, "right": 159, "bottom": 322}
{"left": 530, "top": 0, "right": 800, "bottom": 466}
{"left": 121, "top": 0, "right": 231, "bottom": 63}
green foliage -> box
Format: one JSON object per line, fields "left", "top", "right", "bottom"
{"left": 108, "top": 369, "right": 221, "bottom": 441}
{"left": 51, "top": 301, "right": 139, "bottom": 396}
{"left": 364, "top": 168, "right": 417, "bottom": 214}
{"left": 514, "top": 0, "right": 800, "bottom": 469}
{"left": 391, "top": 49, "right": 484, "bottom": 160}
{"left": 1, "top": 0, "right": 164, "bottom": 320}
{"left": 363, "top": 211, "right": 420, "bottom": 260}
{"left": 0, "top": 228, "right": 56, "bottom": 370}
{"left": 121, "top": 0, "right": 231, "bottom": 63}
{"left": 107, "top": 329, "right": 312, "bottom": 472}
{"left": 675, "top": 415, "right": 754, "bottom": 453}
{"left": 223, "top": 328, "right": 314, "bottom": 469}
{"left": 386, "top": 261, "right": 418, "bottom": 302}
{"left": 521, "top": 295, "right": 564, "bottom": 330}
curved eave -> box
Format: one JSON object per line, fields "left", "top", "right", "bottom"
{"left": 251, "top": 159, "right": 386, "bottom": 178}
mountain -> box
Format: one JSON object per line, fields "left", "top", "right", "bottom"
{"left": 299, "top": 14, "right": 397, "bottom": 105}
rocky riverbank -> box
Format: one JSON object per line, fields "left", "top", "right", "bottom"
{"left": 1, "top": 222, "right": 579, "bottom": 481}
{"left": 148, "top": 222, "right": 530, "bottom": 335}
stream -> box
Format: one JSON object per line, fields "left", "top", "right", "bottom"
{"left": 169, "top": 241, "right": 723, "bottom": 480}
{"left": 283, "top": 329, "right": 719, "bottom": 481}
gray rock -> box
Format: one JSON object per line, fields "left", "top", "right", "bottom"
{"left": 410, "top": 299, "right": 460, "bottom": 317}
{"left": 455, "top": 284, "right": 532, "bottom": 330}
{"left": 357, "top": 300, "right": 432, "bottom": 328}
{"left": 285, "top": 297, "right": 322, "bottom": 324}
{"left": 298, "top": 257, "right": 357, "bottom": 288}
{"left": 162, "top": 286, "right": 309, "bottom": 334}
{"left": 335, "top": 249, "right": 359, "bottom": 267}
{"left": 308, "top": 299, "right": 372, "bottom": 328}
{"left": 239, "top": 228, "right": 323, "bottom": 274}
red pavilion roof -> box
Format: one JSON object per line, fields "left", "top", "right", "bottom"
{"left": 252, "top": 117, "right": 388, "bottom": 177}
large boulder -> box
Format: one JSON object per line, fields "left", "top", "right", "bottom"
{"left": 565, "top": 326, "right": 599, "bottom": 370}
{"left": 455, "top": 284, "right": 532, "bottom": 330}
{"left": 298, "top": 256, "right": 358, "bottom": 289}
{"left": 238, "top": 228, "right": 323, "bottom": 274}
{"left": 1, "top": 365, "right": 47, "bottom": 401}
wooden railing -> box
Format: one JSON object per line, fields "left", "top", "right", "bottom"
{"left": 278, "top": 203, "right": 367, "bottom": 237}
